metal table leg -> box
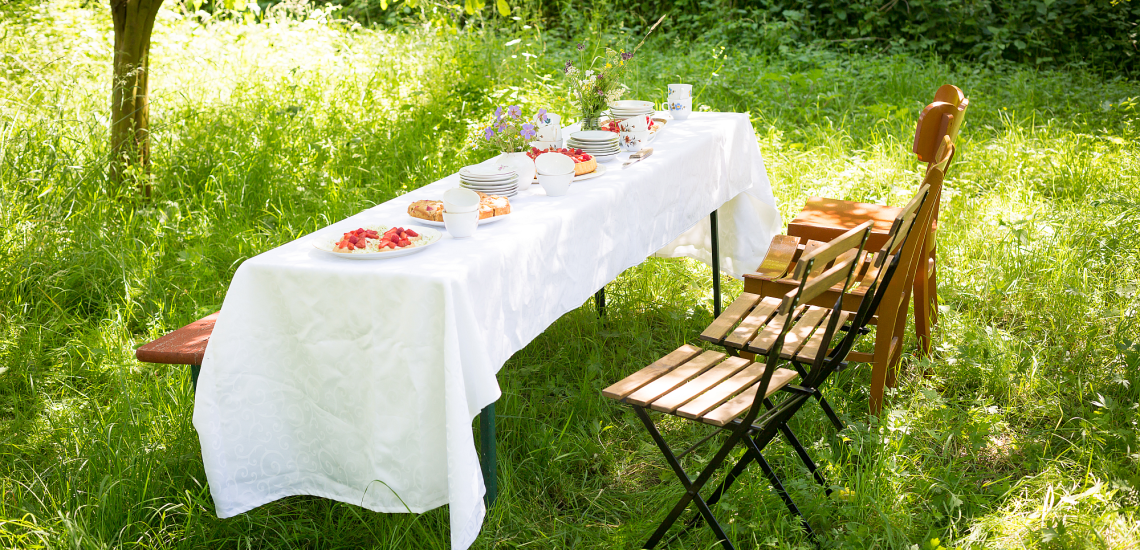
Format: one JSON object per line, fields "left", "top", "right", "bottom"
{"left": 479, "top": 403, "right": 498, "bottom": 506}
{"left": 711, "top": 210, "right": 721, "bottom": 318}
{"left": 595, "top": 287, "right": 606, "bottom": 317}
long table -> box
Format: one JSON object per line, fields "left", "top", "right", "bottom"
{"left": 193, "top": 112, "right": 781, "bottom": 549}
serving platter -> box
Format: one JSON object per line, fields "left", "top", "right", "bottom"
{"left": 412, "top": 213, "right": 510, "bottom": 227}
{"left": 312, "top": 224, "right": 441, "bottom": 260}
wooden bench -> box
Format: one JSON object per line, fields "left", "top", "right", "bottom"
{"left": 135, "top": 312, "right": 218, "bottom": 391}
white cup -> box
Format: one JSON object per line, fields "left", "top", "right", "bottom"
{"left": 668, "top": 84, "right": 692, "bottom": 99}
{"left": 530, "top": 140, "right": 557, "bottom": 151}
{"left": 443, "top": 210, "right": 479, "bottom": 238}
{"left": 443, "top": 187, "right": 479, "bottom": 213}
{"left": 534, "top": 152, "right": 575, "bottom": 176}
{"left": 536, "top": 112, "right": 562, "bottom": 144}
{"left": 619, "top": 130, "right": 650, "bottom": 152}
{"left": 537, "top": 172, "right": 573, "bottom": 196}
{"left": 618, "top": 116, "right": 649, "bottom": 133}
{"left": 669, "top": 97, "right": 692, "bottom": 120}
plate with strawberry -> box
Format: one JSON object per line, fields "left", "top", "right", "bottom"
{"left": 312, "top": 224, "right": 442, "bottom": 260}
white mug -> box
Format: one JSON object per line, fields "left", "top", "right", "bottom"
{"left": 618, "top": 116, "right": 649, "bottom": 133}
{"left": 536, "top": 112, "right": 562, "bottom": 146}
{"left": 668, "top": 84, "right": 692, "bottom": 99}
{"left": 669, "top": 97, "right": 692, "bottom": 120}
{"left": 619, "top": 130, "right": 650, "bottom": 152}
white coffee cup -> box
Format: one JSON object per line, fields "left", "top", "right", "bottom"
{"left": 536, "top": 112, "right": 562, "bottom": 144}
{"left": 537, "top": 172, "right": 573, "bottom": 196}
{"left": 619, "top": 130, "right": 650, "bottom": 152}
{"left": 443, "top": 187, "right": 480, "bottom": 213}
{"left": 534, "top": 152, "right": 575, "bottom": 176}
{"left": 668, "top": 84, "right": 692, "bottom": 99}
{"left": 669, "top": 97, "right": 692, "bottom": 120}
{"left": 618, "top": 116, "right": 649, "bottom": 133}
{"left": 443, "top": 210, "right": 479, "bottom": 238}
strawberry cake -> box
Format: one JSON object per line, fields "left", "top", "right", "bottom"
{"left": 527, "top": 147, "right": 597, "bottom": 176}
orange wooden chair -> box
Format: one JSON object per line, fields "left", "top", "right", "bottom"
{"left": 739, "top": 137, "right": 955, "bottom": 414}
{"left": 787, "top": 85, "right": 968, "bottom": 356}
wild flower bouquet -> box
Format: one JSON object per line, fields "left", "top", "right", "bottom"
{"left": 479, "top": 105, "right": 540, "bottom": 153}
{"left": 563, "top": 46, "right": 634, "bottom": 129}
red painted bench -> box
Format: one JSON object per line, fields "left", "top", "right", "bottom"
{"left": 135, "top": 312, "right": 219, "bottom": 390}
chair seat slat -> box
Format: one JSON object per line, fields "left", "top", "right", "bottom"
{"left": 745, "top": 305, "right": 806, "bottom": 355}
{"left": 700, "top": 368, "right": 800, "bottom": 427}
{"left": 723, "top": 296, "right": 782, "bottom": 349}
{"left": 626, "top": 350, "right": 725, "bottom": 406}
{"left": 778, "top": 306, "right": 829, "bottom": 359}
{"left": 649, "top": 356, "right": 751, "bottom": 413}
{"left": 795, "top": 311, "right": 850, "bottom": 363}
{"left": 700, "top": 293, "right": 762, "bottom": 343}
{"left": 676, "top": 362, "right": 769, "bottom": 420}
{"left": 601, "top": 344, "right": 702, "bottom": 400}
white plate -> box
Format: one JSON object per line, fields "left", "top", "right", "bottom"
{"left": 569, "top": 130, "right": 619, "bottom": 142}
{"left": 312, "top": 224, "right": 442, "bottom": 260}
{"left": 532, "top": 162, "right": 607, "bottom": 182}
{"left": 460, "top": 176, "right": 519, "bottom": 185}
{"left": 461, "top": 182, "right": 521, "bottom": 192}
{"left": 460, "top": 164, "right": 517, "bottom": 179}
{"left": 413, "top": 213, "right": 510, "bottom": 227}
{"left": 608, "top": 100, "right": 655, "bottom": 111}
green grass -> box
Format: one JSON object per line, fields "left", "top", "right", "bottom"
{"left": 2, "top": 1, "right": 1140, "bottom": 548}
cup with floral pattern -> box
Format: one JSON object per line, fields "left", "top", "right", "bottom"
{"left": 668, "top": 84, "right": 692, "bottom": 100}
{"left": 618, "top": 115, "right": 649, "bottom": 133}
{"left": 670, "top": 97, "right": 692, "bottom": 120}
{"left": 619, "top": 130, "right": 650, "bottom": 152}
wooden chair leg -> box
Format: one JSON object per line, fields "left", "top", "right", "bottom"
{"left": 867, "top": 303, "right": 898, "bottom": 415}
{"left": 913, "top": 257, "right": 932, "bottom": 357}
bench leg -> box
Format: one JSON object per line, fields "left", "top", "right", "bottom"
{"left": 191, "top": 364, "right": 201, "bottom": 393}
{"left": 479, "top": 402, "right": 497, "bottom": 507}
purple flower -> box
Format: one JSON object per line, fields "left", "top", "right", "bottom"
{"left": 498, "top": 123, "right": 508, "bottom": 132}
{"left": 597, "top": 89, "right": 604, "bottom": 95}
{"left": 621, "top": 52, "right": 634, "bottom": 61}
{"left": 535, "top": 107, "right": 548, "bottom": 124}
{"left": 494, "top": 106, "right": 503, "bottom": 122}
{"left": 507, "top": 105, "right": 522, "bottom": 119}
{"left": 520, "top": 123, "right": 536, "bottom": 139}
{"left": 564, "top": 60, "right": 573, "bottom": 73}
{"left": 596, "top": 74, "right": 603, "bottom": 81}
{"left": 576, "top": 43, "right": 584, "bottom": 51}
{"left": 483, "top": 127, "right": 495, "bottom": 140}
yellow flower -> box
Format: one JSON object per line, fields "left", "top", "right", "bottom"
{"left": 606, "top": 63, "right": 612, "bottom": 68}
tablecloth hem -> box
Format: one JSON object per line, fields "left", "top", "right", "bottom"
{"left": 213, "top": 489, "right": 452, "bottom": 519}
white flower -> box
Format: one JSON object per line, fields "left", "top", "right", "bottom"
{"left": 584, "top": 69, "right": 594, "bottom": 79}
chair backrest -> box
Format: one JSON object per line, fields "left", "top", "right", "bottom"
{"left": 806, "top": 141, "right": 951, "bottom": 389}
{"left": 913, "top": 85, "right": 968, "bottom": 166}
{"left": 740, "top": 223, "right": 873, "bottom": 426}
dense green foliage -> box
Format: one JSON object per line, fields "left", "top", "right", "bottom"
{"left": 2, "top": 0, "right": 1140, "bottom": 548}
{"left": 317, "top": 0, "right": 1140, "bottom": 72}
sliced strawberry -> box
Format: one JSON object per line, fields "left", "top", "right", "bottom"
{"left": 405, "top": 229, "right": 419, "bottom": 237}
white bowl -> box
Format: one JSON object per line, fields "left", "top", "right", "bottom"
{"left": 443, "top": 187, "right": 480, "bottom": 213}
{"left": 534, "top": 153, "right": 575, "bottom": 176}
{"left": 443, "top": 210, "right": 479, "bottom": 238}
{"left": 537, "top": 172, "right": 573, "bottom": 196}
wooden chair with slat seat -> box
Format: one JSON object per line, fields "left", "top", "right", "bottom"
{"left": 741, "top": 137, "right": 953, "bottom": 414}
{"left": 135, "top": 312, "right": 219, "bottom": 390}
{"left": 603, "top": 222, "right": 876, "bottom": 549}
{"left": 788, "top": 85, "right": 968, "bottom": 357}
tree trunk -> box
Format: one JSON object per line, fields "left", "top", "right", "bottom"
{"left": 110, "top": 0, "right": 163, "bottom": 195}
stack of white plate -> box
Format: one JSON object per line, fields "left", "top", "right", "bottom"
{"left": 566, "top": 131, "right": 620, "bottom": 162}
{"left": 607, "top": 100, "right": 656, "bottom": 119}
{"left": 458, "top": 163, "right": 520, "bottom": 196}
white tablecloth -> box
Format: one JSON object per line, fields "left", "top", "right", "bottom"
{"left": 193, "top": 112, "right": 781, "bottom": 549}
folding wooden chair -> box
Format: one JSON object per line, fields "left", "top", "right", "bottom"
{"left": 741, "top": 137, "right": 953, "bottom": 414}
{"left": 706, "top": 179, "right": 932, "bottom": 430}
{"left": 603, "top": 222, "right": 876, "bottom": 549}
{"left": 787, "top": 85, "right": 968, "bottom": 356}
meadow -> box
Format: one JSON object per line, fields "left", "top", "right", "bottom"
{"left": 1, "top": 1, "right": 1139, "bottom": 548}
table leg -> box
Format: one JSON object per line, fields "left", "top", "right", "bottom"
{"left": 191, "top": 364, "right": 201, "bottom": 393}
{"left": 710, "top": 210, "right": 721, "bottom": 318}
{"left": 479, "top": 403, "right": 498, "bottom": 506}
{"left": 595, "top": 287, "right": 606, "bottom": 318}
